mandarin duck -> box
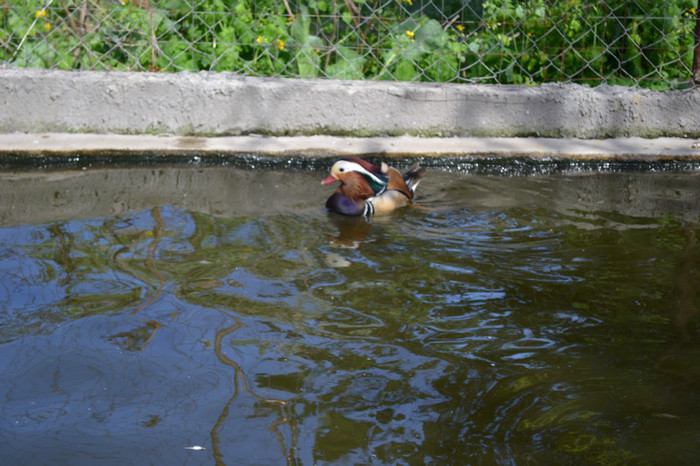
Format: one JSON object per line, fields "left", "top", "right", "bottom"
{"left": 322, "top": 157, "right": 425, "bottom": 217}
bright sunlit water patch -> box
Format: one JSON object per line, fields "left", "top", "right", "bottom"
{"left": 0, "top": 166, "right": 699, "bottom": 464}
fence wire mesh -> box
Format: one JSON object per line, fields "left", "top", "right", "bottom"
{"left": 1, "top": 0, "right": 698, "bottom": 89}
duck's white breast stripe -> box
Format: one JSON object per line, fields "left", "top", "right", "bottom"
{"left": 363, "top": 199, "right": 375, "bottom": 217}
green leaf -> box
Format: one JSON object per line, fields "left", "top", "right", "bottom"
{"left": 467, "top": 39, "right": 482, "bottom": 54}
{"left": 415, "top": 19, "right": 447, "bottom": 50}
{"left": 326, "top": 47, "right": 365, "bottom": 80}
{"left": 290, "top": 10, "right": 312, "bottom": 44}
{"left": 295, "top": 45, "right": 320, "bottom": 77}
{"left": 396, "top": 59, "right": 416, "bottom": 81}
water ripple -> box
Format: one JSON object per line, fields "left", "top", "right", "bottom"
{"left": 0, "top": 167, "right": 699, "bottom": 464}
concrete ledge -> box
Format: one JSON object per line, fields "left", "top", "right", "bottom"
{"left": 2, "top": 133, "right": 700, "bottom": 160}
{"left": 1, "top": 68, "right": 699, "bottom": 139}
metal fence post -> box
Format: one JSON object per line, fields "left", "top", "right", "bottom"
{"left": 694, "top": 0, "right": 700, "bottom": 86}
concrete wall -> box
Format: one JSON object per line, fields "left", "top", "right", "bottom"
{"left": 1, "top": 68, "right": 698, "bottom": 139}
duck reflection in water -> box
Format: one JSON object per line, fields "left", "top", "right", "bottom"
{"left": 325, "top": 213, "right": 373, "bottom": 249}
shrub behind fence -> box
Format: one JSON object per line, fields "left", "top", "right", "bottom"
{"left": 1, "top": 0, "right": 698, "bottom": 89}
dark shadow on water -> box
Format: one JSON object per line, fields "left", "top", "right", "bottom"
{"left": 655, "top": 223, "right": 699, "bottom": 385}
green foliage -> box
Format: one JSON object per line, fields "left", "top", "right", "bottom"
{"left": 477, "top": 0, "right": 696, "bottom": 87}
{"left": 0, "top": 0, "right": 696, "bottom": 88}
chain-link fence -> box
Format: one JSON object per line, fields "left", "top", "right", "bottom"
{"left": 1, "top": 0, "right": 699, "bottom": 89}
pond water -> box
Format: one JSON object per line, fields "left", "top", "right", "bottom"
{"left": 1, "top": 160, "right": 699, "bottom": 465}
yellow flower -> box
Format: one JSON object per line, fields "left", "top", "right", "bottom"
{"left": 399, "top": 0, "right": 412, "bottom": 4}
{"left": 456, "top": 25, "right": 465, "bottom": 32}
{"left": 44, "top": 22, "right": 52, "bottom": 32}
{"left": 256, "top": 36, "right": 263, "bottom": 44}
{"left": 690, "top": 8, "right": 696, "bottom": 14}
{"left": 405, "top": 30, "right": 414, "bottom": 39}
{"left": 35, "top": 9, "right": 47, "bottom": 18}
{"left": 274, "top": 39, "right": 284, "bottom": 51}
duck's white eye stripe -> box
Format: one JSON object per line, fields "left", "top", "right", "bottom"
{"left": 338, "top": 162, "right": 384, "bottom": 185}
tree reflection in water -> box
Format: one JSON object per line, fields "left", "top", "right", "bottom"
{"left": 211, "top": 312, "right": 298, "bottom": 464}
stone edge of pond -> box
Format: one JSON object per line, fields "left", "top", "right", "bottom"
{"left": 1, "top": 133, "right": 700, "bottom": 161}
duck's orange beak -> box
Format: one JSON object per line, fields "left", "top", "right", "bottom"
{"left": 322, "top": 174, "right": 337, "bottom": 185}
